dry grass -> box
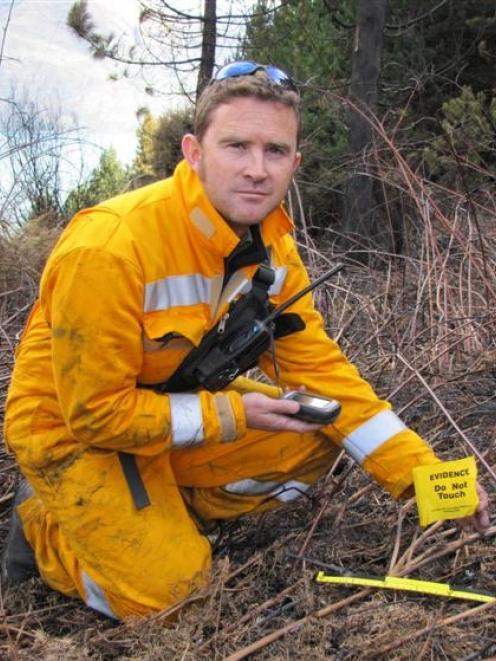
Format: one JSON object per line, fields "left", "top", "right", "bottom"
{"left": 1, "top": 177, "right": 495, "bottom": 659}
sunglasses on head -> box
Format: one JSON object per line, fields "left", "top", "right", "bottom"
{"left": 212, "top": 61, "right": 298, "bottom": 93}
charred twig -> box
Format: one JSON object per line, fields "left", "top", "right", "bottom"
{"left": 196, "top": 579, "right": 305, "bottom": 653}
{"left": 296, "top": 460, "right": 355, "bottom": 560}
{"left": 225, "top": 588, "right": 373, "bottom": 661}
{"left": 391, "top": 526, "right": 496, "bottom": 578}
{"left": 369, "top": 600, "right": 496, "bottom": 658}
{"left": 396, "top": 352, "right": 496, "bottom": 483}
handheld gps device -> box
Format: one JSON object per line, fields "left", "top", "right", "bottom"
{"left": 281, "top": 390, "right": 342, "bottom": 424}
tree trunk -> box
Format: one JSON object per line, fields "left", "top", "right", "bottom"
{"left": 196, "top": 0, "right": 217, "bottom": 97}
{"left": 343, "top": 0, "right": 387, "bottom": 241}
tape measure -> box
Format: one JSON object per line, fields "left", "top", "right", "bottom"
{"left": 315, "top": 572, "right": 495, "bottom": 604}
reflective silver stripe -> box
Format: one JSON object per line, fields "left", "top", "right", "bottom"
{"left": 224, "top": 478, "right": 277, "bottom": 496}
{"left": 169, "top": 393, "right": 204, "bottom": 447}
{"left": 144, "top": 274, "right": 218, "bottom": 313}
{"left": 82, "top": 571, "right": 116, "bottom": 619}
{"left": 212, "top": 265, "right": 286, "bottom": 317}
{"left": 223, "top": 478, "right": 310, "bottom": 502}
{"left": 214, "top": 271, "right": 251, "bottom": 314}
{"left": 239, "top": 279, "right": 251, "bottom": 295}
{"left": 228, "top": 266, "right": 287, "bottom": 298}
{"left": 269, "top": 266, "right": 288, "bottom": 295}
{"left": 342, "top": 410, "right": 407, "bottom": 465}
{"left": 214, "top": 394, "right": 237, "bottom": 443}
{"left": 190, "top": 207, "right": 215, "bottom": 238}
{"left": 273, "top": 480, "right": 311, "bottom": 503}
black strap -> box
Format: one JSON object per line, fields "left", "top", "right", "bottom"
{"left": 223, "top": 224, "right": 269, "bottom": 288}
{"left": 118, "top": 452, "right": 151, "bottom": 510}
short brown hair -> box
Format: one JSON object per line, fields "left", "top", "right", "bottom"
{"left": 194, "top": 70, "right": 301, "bottom": 143}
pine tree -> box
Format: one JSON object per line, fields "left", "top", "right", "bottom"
{"left": 63, "top": 148, "right": 129, "bottom": 216}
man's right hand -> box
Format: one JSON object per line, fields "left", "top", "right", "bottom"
{"left": 242, "top": 392, "right": 325, "bottom": 434}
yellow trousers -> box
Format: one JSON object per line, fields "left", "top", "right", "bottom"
{"left": 18, "top": 427, "right": 338, "bottom": 619}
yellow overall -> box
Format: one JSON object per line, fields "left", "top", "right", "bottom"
{"left": 4, "top": 161, "right": 438, "bottom": 618}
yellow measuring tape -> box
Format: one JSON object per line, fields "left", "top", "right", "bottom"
{"left": 315, "top": 572, "right": 495, "bottom": 604}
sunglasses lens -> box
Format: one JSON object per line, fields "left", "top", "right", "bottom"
{"left": 213, "top": 61, "right": 297, "bottom": 92}
{"left": 265, "top": 66, "right": 290, "bottom": 84}
{"left": 215, "top": 61, "right": 258, "bottom": 81}
{"left": 265, "top": 65, "right": 297, "bottom": 91}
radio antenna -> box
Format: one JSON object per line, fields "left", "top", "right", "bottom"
{"left": 265, "top": 263, "right": 344, "bottom": 323}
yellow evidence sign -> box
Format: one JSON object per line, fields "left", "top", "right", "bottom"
{"left": 412, "top": 456, "right": 478, "bottom": 527}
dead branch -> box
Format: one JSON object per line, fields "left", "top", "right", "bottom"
{"left": 396, "top": 352, "right": 496, "bottom": 483}
{"left": 370, "top": 600, "right": 496, "bottom": 657}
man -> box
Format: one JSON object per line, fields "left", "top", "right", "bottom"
{"left": 2, "top": 62, "right": 489, "bottom": 619}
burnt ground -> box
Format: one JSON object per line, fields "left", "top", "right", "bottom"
{"left": 1, "top": 224, "right": 495, "bottom": 660}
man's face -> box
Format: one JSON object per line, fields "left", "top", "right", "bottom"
{"left": 182, "top": 97, "right": 301, "bottom": 237}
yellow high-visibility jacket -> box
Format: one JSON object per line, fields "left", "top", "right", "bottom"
{"left": 5, "top": 159, "right": 437, "bottom": 500}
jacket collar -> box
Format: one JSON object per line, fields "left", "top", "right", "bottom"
{"left": 173, "top": 159, "right": 294, "bottom": 257}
